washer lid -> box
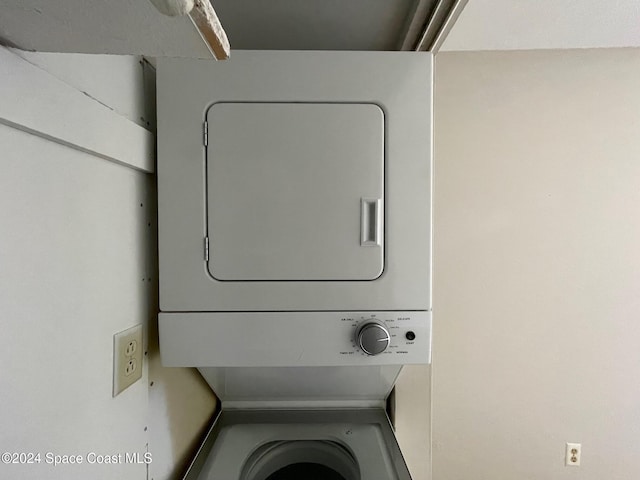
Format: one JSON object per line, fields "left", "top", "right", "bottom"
{"left": 206, "top": 102, "right": 385, "bottom": 281}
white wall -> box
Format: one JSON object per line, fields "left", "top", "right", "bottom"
{"left": 433, "top": 48, "right": 640, "bottom": 479}
{"left": 0, "top": 124, "right": 152, "bottom": 479}
{"left": 10, "top": 50, "right": 150, "bottom": 129}
{"left": 0, "top": 48, "right": 216, "bottom": 480}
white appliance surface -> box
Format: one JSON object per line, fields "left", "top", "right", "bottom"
{"left": 160, "top": 311, "right": 431, "bottom": 367}
{"left": 184, "top": 409, "right": 412, "bottom": 480}
{"left": 156, "top": 50, "right": 433, "bottom": 312}
{"left": 197, "top": 366, "right": 402, "bottom": 409}
{"left": 157, "top": 52, "right": 433, "bottom": 480}
{"left": 160, "top": 310, "right": 430, "bottom": 407}
{"left": 207, "top": 102, "right": 385, "bottom": 281}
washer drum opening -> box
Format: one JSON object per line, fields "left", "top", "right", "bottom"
{"left": 241, "top": 440, "right": 361, "bottom": 480}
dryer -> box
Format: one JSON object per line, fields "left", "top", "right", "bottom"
{"left": 157, "top": 51, "right": 432, "bottom": 313}
{"left": 157, "top": 51, "right": 433, "bottom": 480}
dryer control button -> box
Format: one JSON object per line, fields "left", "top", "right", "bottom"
{"left": 356, "top": 322, "right": 390, "bottom": 356}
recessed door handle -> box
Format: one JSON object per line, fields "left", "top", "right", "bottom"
{"left": 361, "top": 198, "right": 381, "bottom": 247}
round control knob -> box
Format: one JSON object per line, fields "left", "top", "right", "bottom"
{"left": 356, "top": 322, "right": 390, "bottom": 356}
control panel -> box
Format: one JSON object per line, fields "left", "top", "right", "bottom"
{"left": 339, "top": 313, "right": 428, "bottom": 361}
{"left": 159, "top": 311, "right": 432, "bottom": 367}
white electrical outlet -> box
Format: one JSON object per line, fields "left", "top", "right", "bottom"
{"left": 113, "top": 325, "right": 143, "bottom": 397}
{"left": 565, "top": 442, "right": 581, "bottom": 466}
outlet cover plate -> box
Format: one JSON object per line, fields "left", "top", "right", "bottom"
{"left": 565, "top": 442, "right": 581, "bottom": 466}
{"left": 113, "top": 324, "right": 143, "bottom": 397}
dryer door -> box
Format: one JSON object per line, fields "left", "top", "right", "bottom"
{"left": 206, "top": 102, "right": 384, "bottom": 281}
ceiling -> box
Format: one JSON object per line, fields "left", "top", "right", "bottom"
{"left": 441, "top": 0, "right": 640, "bottom": 51}
{"left": 0, "top": 0, "right": 436, "bottom": 57}
{"left": 3, "top": 0, "right": 639, "bottom": 56}
{"left": 0, "top": 0, "right": 212, "bottom": 57}
{"left": 212, "top": 0, "right": 416, "bottom": 51}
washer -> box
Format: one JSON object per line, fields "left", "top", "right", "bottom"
{"left": 184, "top": 410, "right": 412, "bottom": 480}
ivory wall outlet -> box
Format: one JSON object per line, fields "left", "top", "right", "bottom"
{"left": 565, "top": 442, "right": 581, "bottom": 466}
{"left": 113, "top": 324, "right": 143, "bottom": 396}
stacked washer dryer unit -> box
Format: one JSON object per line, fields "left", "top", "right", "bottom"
{"left": 157, "top": 51, "right": 433, "bottom": 480}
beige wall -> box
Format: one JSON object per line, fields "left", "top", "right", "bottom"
{"left": 395, "top": 365, "right": 432, "bottom": 480}
{"left": 433, "top": 48, "right": 640, "bottom": 479}
{"left": 148, "top": 313, "right": 218, "bottom": 480}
